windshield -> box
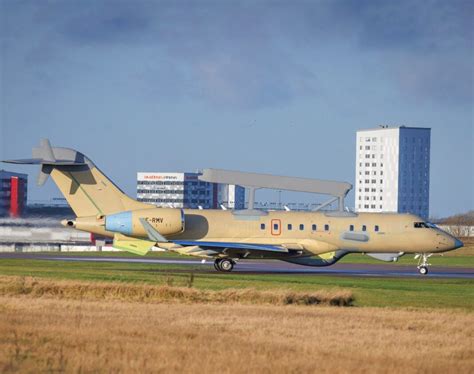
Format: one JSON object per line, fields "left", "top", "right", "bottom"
{"left": 414, "top": 221, "right": 440, "bottom": 229}
{"left": 414, "top": 222, "right": 429, "bottom": 228}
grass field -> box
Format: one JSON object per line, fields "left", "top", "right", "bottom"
{"left": 0, "top": 256, "right": 473, "bottom": 310}
{"left": 1, "top": 291, "right": 473, "bottom": 373}
{"left": 0, "top": 241, "right": 473, "bottom": 373}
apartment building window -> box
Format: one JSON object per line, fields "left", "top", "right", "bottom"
{"left": 362, "top": 225, "right": 367, "bottom": 231}
{"left": 374, "top": 225, "right": 379, "bottom": 232}
{"left": 312, "top": 224, "right": 317, "bottom": 231}
{"left": 299, "top": 224, "right": 304, "bottom": 231}
{"left": 287, "top": 224, "right": 292, "bottom": 230}
{"left": 349, "top": 225, "right": 354, "bottom": 231}
{"left": 260, "top": 223, "right": 265, "bottom": 230}
{"left": 324, "top": 224, "right": 330, "bottom": 231}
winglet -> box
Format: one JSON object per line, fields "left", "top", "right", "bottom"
{"left": 39, "top": 139, "right": 56, "bottom": 162}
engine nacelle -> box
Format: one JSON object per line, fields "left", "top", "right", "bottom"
{"left": 105, "top": 208, "right": 184, "bottom": 238}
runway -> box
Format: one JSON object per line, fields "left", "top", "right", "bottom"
{"left": 1, "top": 253, "right": 473, "bottom": 279}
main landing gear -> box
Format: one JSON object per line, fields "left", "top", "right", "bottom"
{"left": 416, "top": 253, "right": 432, "bottom": 275}
{"left": 214, "top": 259, "right": 235, "bottom": 272}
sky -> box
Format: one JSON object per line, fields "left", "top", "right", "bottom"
{"left": 1, "top": 0, "right": 473, "bottom": 218}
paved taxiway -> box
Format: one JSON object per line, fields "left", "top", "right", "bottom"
{"left": 1, "top": 253, "right": 473, "bottom": 279}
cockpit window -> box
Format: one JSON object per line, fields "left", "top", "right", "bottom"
{"left": 414, "top": 222, "right": 429, "bottom": 228}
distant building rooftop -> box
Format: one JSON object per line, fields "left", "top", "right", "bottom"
{"left": 357, "top": 125, "right": 431, "bottom": 132}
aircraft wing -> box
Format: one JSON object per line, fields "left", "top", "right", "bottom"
{"left": 166, "top": 240, "right": 295, "bottom": 258}
{"left": 173, "top": 240, "right": 289, "bottom": 253}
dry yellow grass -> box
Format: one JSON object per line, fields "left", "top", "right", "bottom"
{"left": 0, "top": 276, "right": 354, "bottom": 306}
{"left": 0, "top": 280, "right": 473, "bottom": 373}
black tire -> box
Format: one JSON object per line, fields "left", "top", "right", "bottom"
{"left": 214, "top": 259, "right": 222, "bottom": 271}
{"left": 419, "top": 266, "right": 428, "bottom": 275}
{"left": 219, "top": 259, "right": 234, "bottom": 272}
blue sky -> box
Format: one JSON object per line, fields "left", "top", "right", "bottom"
{"left": 1, "top": 0, "right": 473, "bottom": 217}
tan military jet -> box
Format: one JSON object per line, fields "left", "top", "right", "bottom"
{"left": 4, "top": 139, "right": 463, "bottom": 275}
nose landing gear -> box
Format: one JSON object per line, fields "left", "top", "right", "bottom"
{"left": 416, "top": 253, "right": 432, "bottom": 275}
{"left": 214, "top": 259, "right": 235, "bottom": 272}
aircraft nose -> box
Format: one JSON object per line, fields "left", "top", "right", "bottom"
{"left": 454, "top": 238, "right": 464, "bottom": 249}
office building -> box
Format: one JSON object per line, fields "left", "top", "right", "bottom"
{"left": 355, "top": 126, "right": 430, "bottom": 219}
{"left": 136, "top": 172, "right": 245, "bottom": 209}
{"left": 0, "top": 170, "right": 28, "bottom": 217}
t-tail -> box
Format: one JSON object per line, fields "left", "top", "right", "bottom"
{"left": 2, "top": 139, "right": 152, "bottom": 217}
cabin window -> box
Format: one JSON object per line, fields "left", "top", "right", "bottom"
{"left": 299, "top": 224, "right": 304, "bottom": 231}
{"left": 374, "top": 225, "right": 379, "bottom": 232}
{"left": 312, "top": 224, "right": 317, "bottom": 231}
{"left": 324, "top": 224, "right": 329, "bottom": 231}
{"left": 362, "top": 225, "right": 367, "bottom": 231}
{"left": 260, "top": 223, "right": 265, "bottom": 230}
{"left": 349, "top": 225, "right": 354, "bottom": 231}
{"left": 287, "top": 224, "right": 292, "bottom": 230}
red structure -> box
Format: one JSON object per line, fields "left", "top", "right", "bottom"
{"left": 1, "top": 171, "right": 27, "bottom": 218}
{"left": 10, "top": 177, "right": 20, "bottom": 217}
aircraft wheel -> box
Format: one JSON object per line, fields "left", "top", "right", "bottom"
{"left": 419, "top": 266, "right": 428, "bottom": 275}
{"left": 214, "top": 259, "right": 222, "bottom": 271}
{"left": 219, "top": 259, "right": 234, "bottom": 272}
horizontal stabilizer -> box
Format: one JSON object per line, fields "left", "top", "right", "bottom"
{"left": 113, "top": 233, "right": 155, "bottom": 256}
{"left": 2, "top": 139, "right": 88, "bottom": 187}
{"left": 3, "top": 158, "right": 87, "bottom": 166}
